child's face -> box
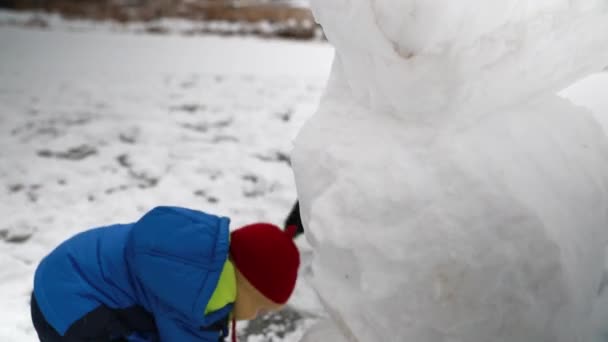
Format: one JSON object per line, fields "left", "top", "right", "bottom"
{"left": 233, "top": 269, "right": 284, "bottom": 320}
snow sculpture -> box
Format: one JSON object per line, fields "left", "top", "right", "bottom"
{"left": 294, "top": 2, "right": 608, "bottom": 341}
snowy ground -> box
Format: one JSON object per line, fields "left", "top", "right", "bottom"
{"left": 0, "top": 13, "right": 332, "bottom": 341}
{"left": 1, "top": 10, "right": 608, "bottom": 342}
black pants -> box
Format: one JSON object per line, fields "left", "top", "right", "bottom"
{"left": 31, "top": 294, "right": 133, "bottom": 342}
{"left": 31, "top": 295, "right": 64, "bottom": 342}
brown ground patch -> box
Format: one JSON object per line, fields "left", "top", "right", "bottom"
{"left": 3, "top": 0, "right": 322, "bottom": 39}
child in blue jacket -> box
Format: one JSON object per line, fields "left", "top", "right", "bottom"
{"left": 31, "top": 206, "right": 300, "bottom": 342}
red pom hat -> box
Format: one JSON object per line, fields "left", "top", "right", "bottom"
{"left": 229, "top": 223, "right": 300, "bottom": 304}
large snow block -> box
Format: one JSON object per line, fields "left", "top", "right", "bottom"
{"left": 296, "top": 1, "right": 608, "bottom": 341}
{"left": 293, "top": 0, "right": 608, "bottom": 342}
{"left": 294, "top": 94, "right": 608, "bottom": 341}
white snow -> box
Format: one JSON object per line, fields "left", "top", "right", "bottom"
{"left": 295, "top": 1, "right": 608, "bottom": 341}
{"left": 0, "top": 15, "right": 332, "bottom": 341}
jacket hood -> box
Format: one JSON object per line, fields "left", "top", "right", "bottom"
{"left": 126, "top": 206, "right": 230, "bottom": 326}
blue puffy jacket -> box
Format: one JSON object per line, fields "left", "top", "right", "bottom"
{"left": 33, "top": 206, "right": 233, "bottom": 341}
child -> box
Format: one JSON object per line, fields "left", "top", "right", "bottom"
{"left": 31, "top": 206, "right": 300, "bottom": 342}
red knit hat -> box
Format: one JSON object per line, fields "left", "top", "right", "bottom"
{"left": 230, "top": 223, "right": 300, "bottom": 304}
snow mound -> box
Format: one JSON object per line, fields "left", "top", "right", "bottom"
{"left": 295, "top": 1, "right": 608, "bottom": 341}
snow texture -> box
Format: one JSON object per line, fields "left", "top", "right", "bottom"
{"left": 294, "top": 1, "right": 608, "bottom": 341}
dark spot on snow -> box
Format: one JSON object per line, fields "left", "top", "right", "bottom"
{"left": 181, "top": 119, "right": 232, "bottom": 133}
{"left": 5, "top": 232, "right": 32, "bottom": 243}
{"left": 27, "top": 191, "right": 38, "bottom": 202}
{"left": 277, "top": 109, "right": 294, "bottom": 122}
{"left": 105, "top": 185, "right": 129, "bottom": 195}
{"left": 212, "top": 135, "right": 239, "bottom": 143}
{"left": 11, "top": 122, "right": 34, "bottom": 136}
{"left": 243, "top": 190, "right": 264, "bottom": 198}
{"left": 116, "top": 154, "right": 132, "bottom": 168}
{"left": 136, "top": 177, "right": 158, "bottom": 189}
{"left": 254, "top": 151, "right": 291, "bottom": 165}
{"left": 131, "top": 171, "right": 158, "bottom": 189}
{"left": 145, "top": 25, "right": 169, "bottom": 35}
{"left": 242, "top": 174, "right": 259, "bottom": 183}
{"left": 63, "top": 116, "right": 92, "bottom": 127}
{"left": 214, "top": 75, "right": 224, "bottom": 83}
{"left": 61, "top": 145, "right": 97, "bottom": 160}
{"left": 194, "top": 190, "right": 220, "bottom": 204}
{"left": 37, "top": 150, "right": 55, "bottom": 158}
{"left": 213, "top": 118, "right": 233, "bottom": 129}
{"left": 8, "top": 184, "right": 24, "bottom": 193}
{"left": 115, "top": 155, "right": 159, "bottom": 189}
{"left": 30, "top": 184, "right": 42, "bottom": 190}
{"left": 119, "top": 133, "right": 136, "bottom": 144}
{"left": 37, "top": 145, "right": 98, "bottom": 161}
{"left": 242, "top": 175, "right": 265, "bottom": 198}
{"left": 277, "top": 153, "right": 291, "bottom": 164}
{"left": 397, "top": 46, "right": 415, "bottom": 59}
{"left": 241, "top": 307, "right": 304, "bottom": 340}
{"left": 207, "top": 171, "right": 222, "bottom": 181}
{"left": 180, "top": 81, "right": 196, "bottom": 89}
{"left": 0, "top": 222, "right": 35, "bottom": 244}
{"left": 57, "top": 179, "right": 67, "bottom": 185}
{"left": 88, "top": 195, "right": 95, "bottom": 202}
{"left": 20, "top": 257, "right": 33, "bottom": 265}
{"left": 180, "top": 122, "right": 209, "bottom": 133}
{"left": 172, "top": 104, "right": 206, "bottom": 113}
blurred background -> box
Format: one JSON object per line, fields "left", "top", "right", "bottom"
{"left": 0, "top": 1, "right": 333, "bottom": 341}
{"left": 0, "top": 0, "right": 323, "bottom": 39}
